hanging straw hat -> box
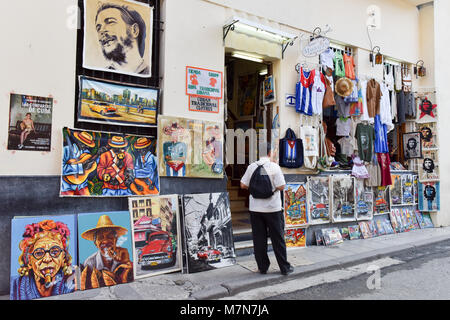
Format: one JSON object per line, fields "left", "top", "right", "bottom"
{"left": 335, "top": 77, "right": 353, "bottom": 97}
{"left": 81, "top": 215, "right": 128, "bottom": 241}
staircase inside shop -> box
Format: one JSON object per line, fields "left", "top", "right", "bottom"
{"left": 229, "top": 180, "right": 273, "bottom": 256}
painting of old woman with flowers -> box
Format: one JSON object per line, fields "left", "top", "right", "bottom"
{"left": 10, "top": 215, "right": 77, "bottom": 300}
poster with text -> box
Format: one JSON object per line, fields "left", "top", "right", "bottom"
{"left": 182, "top": 193, "right": 236, "bottom": 274}
{"left": 7, "top": 94, "right": 53, "bottom": 151}
{"left": 330, "top": 175, "right": 356, "bottom": 222}
{"left": 78, "top": 211, "right": 134, "bottom": 290}
{"left": 418, "top": 181, "right": 440, "bottom": 212}
{"left": 60, "top": 127, "right": 159, "bottom": 197}
{"left": 129, "top": 195, "right": 182, "bottom": 279}
{"left": 10, "top": 215, "right": 78, "bottom": 300}
{"left": 307, "top": 176, "right": 330, "bottom": 225}
{"left": 158, "top": 115, "right": 223, "bottom": 178}
{"left": 283, "top": 183, "right": 308, "bottom": 227}
{"left": 78, "top": 76, "right": 158, "bottom": 127}
{"left": 418, "top": 150, "right": 439, "bottom": 182}
{"left": 83, "top": 0, "right": 153, "bottom": 78}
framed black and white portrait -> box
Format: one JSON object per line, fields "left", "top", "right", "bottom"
{"left": 83, "top": 0, "right": 153, "bottom": 78}
{"left": 402, "top": 132, "right": 422, "bottom": 160}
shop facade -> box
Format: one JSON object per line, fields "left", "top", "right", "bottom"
{"left": 0, "top": 0, "right": 449, "bottom": 296}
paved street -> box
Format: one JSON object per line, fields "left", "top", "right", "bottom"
{"left": 262, "top": 238, "right": 450, "bottom": 300}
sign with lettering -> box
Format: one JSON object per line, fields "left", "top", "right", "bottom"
{"left": 186, "top": 66, "right": 223, "bottom": 99}
{"left": 285, "top": 94, "right": 296, "bottom": 107}
{"left": 302, "top": 37, "right": 330, "bottom": 57}
{"left": 189, "top": 96, "right": 219, "bottom": 113}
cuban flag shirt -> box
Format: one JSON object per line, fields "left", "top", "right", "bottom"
{"left": 295, "top": 67, "right": 315, "bottom": 116}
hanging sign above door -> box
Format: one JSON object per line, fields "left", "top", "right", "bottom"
{"left": 302, "top": 37, "right": 330, "bottom": 57}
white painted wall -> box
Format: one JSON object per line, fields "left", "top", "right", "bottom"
{"left": 0, "top": 0, "right": 78, "bottom": 176}
{"left": 433, "top": 0, "right": 450, "bottom": 226}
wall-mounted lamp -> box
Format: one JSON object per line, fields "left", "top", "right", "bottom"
{"left": 414, "top": 60, "right": 426, "bottom": 78}
{"left": 369, "top": 46, "right": 383, "bottom": 67}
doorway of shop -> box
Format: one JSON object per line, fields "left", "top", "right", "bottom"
{"left": 224, "top": 52, "right": 272, "bottom": 253}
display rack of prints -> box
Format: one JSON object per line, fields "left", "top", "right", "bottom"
{"left": 128, "top": 195, "right": 182, "bottom": 279}
{"left": 283, "top": 183, "right": 308, "bottom": 227}
{"left": 307, "top": 176, "right": 330, "bottom": 225}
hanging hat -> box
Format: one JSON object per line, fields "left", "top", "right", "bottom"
{"left": 108, "top": 136, "right": 128, "bottom": 148}
{"left": 134, "top": 137, "right": 152, "bottom": 149}
{"left": 335, "top": 77, "right": 353, "bottom": 97}
{"left": 73, "top": 131, "right": 95, "bottom": 148}
{"left": 81, "top": 215, "right": 128, "bottom": 241}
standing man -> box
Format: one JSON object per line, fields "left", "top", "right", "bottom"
{"left": 133, "top": 137, "right": 159, "bottom": 194}
{"left": 240, "top": 142, "right": 293, "bottom": 275}
{"left": 162, "top": 123, "right": 187, "bottom": 177}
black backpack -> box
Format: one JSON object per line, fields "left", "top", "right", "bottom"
{"left": 249, "top": 164, "right": 274, "bottom": 199}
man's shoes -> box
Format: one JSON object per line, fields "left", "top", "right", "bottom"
{"left": 259, "top": 269, "right": 267, "bottom": 274}
{"left": 281, "top": 266, "right": 294, "bottom": 276}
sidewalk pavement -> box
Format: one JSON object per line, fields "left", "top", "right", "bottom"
{"left": 4, "top": 226, "right": 450, "bottom": 300}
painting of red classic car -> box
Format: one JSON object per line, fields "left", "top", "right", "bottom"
{"left": 139, "top": 231, "right": 176, "bottom": 269}
{"left": 197, "top": 246, "right": 221, "bottom": 263}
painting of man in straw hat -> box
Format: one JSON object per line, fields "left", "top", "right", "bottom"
{"left": 78, "top": 212, "right": 133, "bottom": 290}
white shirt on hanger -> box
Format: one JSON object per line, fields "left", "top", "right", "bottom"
{"left": 380, "top": 83, "right": 394, "bottom": 132}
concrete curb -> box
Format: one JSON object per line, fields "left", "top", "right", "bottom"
{"left": 190, "top": 230, "right": 450, "bottom": 300}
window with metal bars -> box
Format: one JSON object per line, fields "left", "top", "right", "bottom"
{"left": 74, "top": 0, "right": 161, "bottom": 137}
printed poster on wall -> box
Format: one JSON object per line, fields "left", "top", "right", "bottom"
{"left": 78, "top": 76, "right": 158, "bottom": 127}
{"left": 330, "top": 175, "right": 355, "bottom": 223}
{"left": 182, "top": 193, "right": 236, "bottom": 274}
{"left": 10, "top": 215, "right": 78, "bottom": 300}
{"left": 129, "top": 195, "right": 182, "bottom": 279}
{"left": 283, "top": 183, "right": 308, "bottom": 227}
{"left": 78, "top": 211, "right": 134, "bottom": 290}
{"left": 83, "top": 0, "right": 153, "bottom": 78}
{"left": 307, "top": 176, "right": 330, "bottom": 225}
{"left": 158, "top": 115, "right": 223, "bottom": 178}
{"left": 417, "top": 122, "right": 438, "bottom": 150}
{"left": 60, "top": 127, "right": 159, "bottom": 197}
{"left": 263, "top": 75, "right": 276, "bottom": 105}
{"left": 418, "top": 181, "right": 440, "bottom": 212}
{"left": 418, "top": 150, "right": 439, "bottom": 182}
{"left": 7, "top": 93, "right": 53, "bottom": 151}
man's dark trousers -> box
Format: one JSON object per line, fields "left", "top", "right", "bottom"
{"left": 249, "top": 210, "right": 291, "bottom": 274}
